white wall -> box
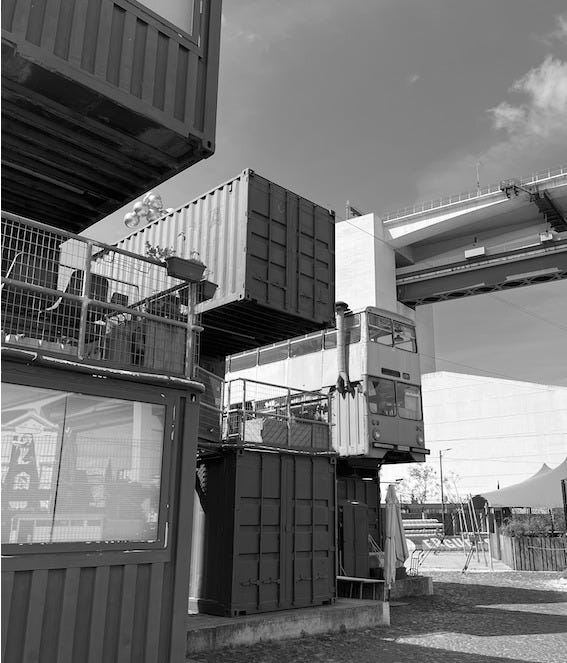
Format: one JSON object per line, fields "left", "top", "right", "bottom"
{"left": 381, "top": 372, "right": 567, "bottom": 495}
{"left": 335, "top": 214, "right": 397, "bottom": 313}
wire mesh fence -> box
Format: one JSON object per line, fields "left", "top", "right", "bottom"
{"left": 1, "top": 212, "right": 199, "bottom": 376}
{"left": 223, "top": 378, "right": 331, "bottom": 451}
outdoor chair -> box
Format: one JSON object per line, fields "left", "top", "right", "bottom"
{"left": 37, "top": 270, "right": 110, "bottom": 346}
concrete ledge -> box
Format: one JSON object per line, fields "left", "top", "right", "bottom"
{"left": 389, "top": 575, "right": 433, "bottom": 599}
{"left": 186, "top": 599, "right": 390, "bottom": 654}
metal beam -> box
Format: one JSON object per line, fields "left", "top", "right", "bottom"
{"left": 397, "top": 242, "right": 567, "bottom": 306}
{"left": 533, "top": 191, "right": 567, "bottom": 233}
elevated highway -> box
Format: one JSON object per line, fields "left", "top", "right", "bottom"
{"left": 383, "top": 167, "right": 567, "bottom": 306}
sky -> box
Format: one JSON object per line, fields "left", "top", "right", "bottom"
{"left": 86, "top": 2, "right": 567, "bottom": 492}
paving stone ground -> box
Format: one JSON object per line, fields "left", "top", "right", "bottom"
{"left": 188, "top": 567, "right": 567, "bottom": 663}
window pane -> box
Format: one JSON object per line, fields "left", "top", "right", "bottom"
{"left": 345, "top": 314, "right": 361, "bottom": 344}
{"left": 368, "top": 314, "right": 393, "bottom": 346}
{"left": 1, "top": 383, "right": 165, "bottom": 545}
{"left": 289, "top": 335, "right": 323, "bottom": 357}
{"left": 396, "top": 383, "right": 422, "bottom": 420}
{"left": 229, "top": 352, "right": 257, "bottom": 372}
{"left": 258, "top": 343, "right": 289, "bottom": 365}
{"left": 368, "top": 379, "right": 396, "bottom": 416}
{"left": 324, "top": 330, "right": 337, "bottom": 349}
{"left": 393, "top": 323, "right": 417, "bottom": 352}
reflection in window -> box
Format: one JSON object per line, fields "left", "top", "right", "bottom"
{"left": 368, "top": 379, "right": 396, "bottom": 416}
{"left": 393, "top": 323, "right": 417, "bottom": 352}
{"left": 396, "top": 383, "right": 422, "bottom": 420}
{"left": 368, "top": 314, "right": 393, "bottom": 346}
{"left": 1, "top": 383, "right": 165, "bottom": 545}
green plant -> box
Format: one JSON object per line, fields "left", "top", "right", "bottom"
{"left": 145, "top": 241, "right": 175, "bottom": 261}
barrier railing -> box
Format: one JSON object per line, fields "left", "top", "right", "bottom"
{"left": 1, "top": 211, "right": 196, "bottom": 377}
{"left": 381, "top": 165, "right": 567, "bottom": 222}
{"left": 223, "top": 378, "right": 332, "bottom": 452}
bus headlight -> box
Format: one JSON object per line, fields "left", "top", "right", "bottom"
{"left": 372, "top": 430, "right": 381, "bottom": 441}
{"left": 416, "top": 432, "right": 424, "bottom": 444}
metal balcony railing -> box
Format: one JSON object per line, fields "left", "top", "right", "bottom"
{"left": 1, "top": 211, "right": 198, "bottom": 377}
{"left": 223, "top": 378, "right": 332, "bottom": 452}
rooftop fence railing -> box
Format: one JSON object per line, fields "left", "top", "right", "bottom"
{"left": 1, "top": 211, "right": 198, "bottom": 377}
{"left": 223, "top": 378, "right": 332, "bottom": 452}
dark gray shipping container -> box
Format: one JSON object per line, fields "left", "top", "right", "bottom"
{"left": 192, "top": 448, "right": 336, "bottom": 616}
{"left": 1, "top": 362, "right": 202, "bottom": 663}
{"left": 112, "top": 170, "right": 336, "bottom": 356}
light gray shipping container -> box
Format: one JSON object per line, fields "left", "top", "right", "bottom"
{"left": 113, "top": 169, "right": 336, "bottom": 357}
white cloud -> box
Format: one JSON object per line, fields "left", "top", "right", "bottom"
{"left": 547, "top": 13, "right": 567, "bottom": 44}
{"left": 489, "top": 56, "right": 567, "bottom": 138}
{"left": 407, "top": 73, "right": 420, "bottom": 85}
{"left": 415, "top": 54, "right": 567, "bottom": 200}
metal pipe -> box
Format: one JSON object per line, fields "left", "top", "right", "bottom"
{"left": 334, "top": 301, "right": 351, "bottom": 395}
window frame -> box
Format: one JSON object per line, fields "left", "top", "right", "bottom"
{"left": 1, "top": 364, "right": 177, "bottom": 555}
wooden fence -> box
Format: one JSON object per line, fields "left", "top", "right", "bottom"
{"left": 499, "top": 535, "right": 567, "bottom": 571}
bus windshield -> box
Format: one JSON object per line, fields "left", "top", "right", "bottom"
{"left": 396, "top": 383, "right": 422, "bottom": 420}
{"left": 368, "top": 378, "right": 396, "bottom": 416}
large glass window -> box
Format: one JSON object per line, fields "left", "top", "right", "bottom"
{"left": 396, "top": 383, "right": 422, "bottom": 420}
{"left": 368, "top": 379, "right": 396, "bottom": 416}
{"left": 393, "top": 322, "right": 417, "bottom": 352}
{"left": 1, "top": 383, "right": 165, "bottom": 545}
{"left": 368, "top": 313, "right": 393, "bottom": 346}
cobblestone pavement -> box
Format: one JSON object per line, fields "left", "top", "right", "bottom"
{"left": 189, "top": 571, "right": 567, "bottom": 663}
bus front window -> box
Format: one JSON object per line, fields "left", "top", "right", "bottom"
{"left": 368, "top": 379, "right": 396, "bottom": 416}
{"left": 393, "top": 323, "right": 417, "bottom": 352}
{"left": 396, "top": 383, "right": 422, "bottom": 420}
{"left": 367, "top": 313, "right": 393, "bottom": 346}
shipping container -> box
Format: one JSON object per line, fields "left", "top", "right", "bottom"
{"left": 2, "top": 0, "right": 222, "bottom": 231}
{"left": 191, "top": 447, "right": 336, "bottom": 616}
{"left": 110, "top": 170, "right": 336, "bottom": 357}
{"left": 1, "top": 361, "right": 202, "bottom": 663}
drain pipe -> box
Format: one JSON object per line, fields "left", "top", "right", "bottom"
{"left": 335, "top": 301, "right": 352, "bottom": 396}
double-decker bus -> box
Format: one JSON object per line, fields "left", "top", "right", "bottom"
{"left": 225, "top": 305, "right": 429, "bottom": 466}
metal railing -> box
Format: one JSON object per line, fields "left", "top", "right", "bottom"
{"left": 223, "top": 378, "right": 332, "bottom": 452}
{"left": 1, "top": 211, "right": 198, "bottom": 377}
{"left": 381, "top": 165, "right": 567, "bottom": 222}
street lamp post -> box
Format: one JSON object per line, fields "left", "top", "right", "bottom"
{"left": 439, "top": 448, "right": 452, "bottom": 535}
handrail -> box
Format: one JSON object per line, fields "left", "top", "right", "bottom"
{"left": 381, "top": 165, "right": 567, "bottom": 222}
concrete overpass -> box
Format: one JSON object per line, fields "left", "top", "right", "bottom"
{"left": 381, "top": 167, "right": 567, "bottom": 306}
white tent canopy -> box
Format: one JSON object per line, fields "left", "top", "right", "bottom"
{"left": 477, "top": 458, "right": 567, "bottom": 509}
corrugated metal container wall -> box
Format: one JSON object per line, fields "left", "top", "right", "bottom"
{"left": 112, "top": 170, "right": 336, "bottom": 356}
{"left": 194, "top": 448, "right": 336, "bottom": 616}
